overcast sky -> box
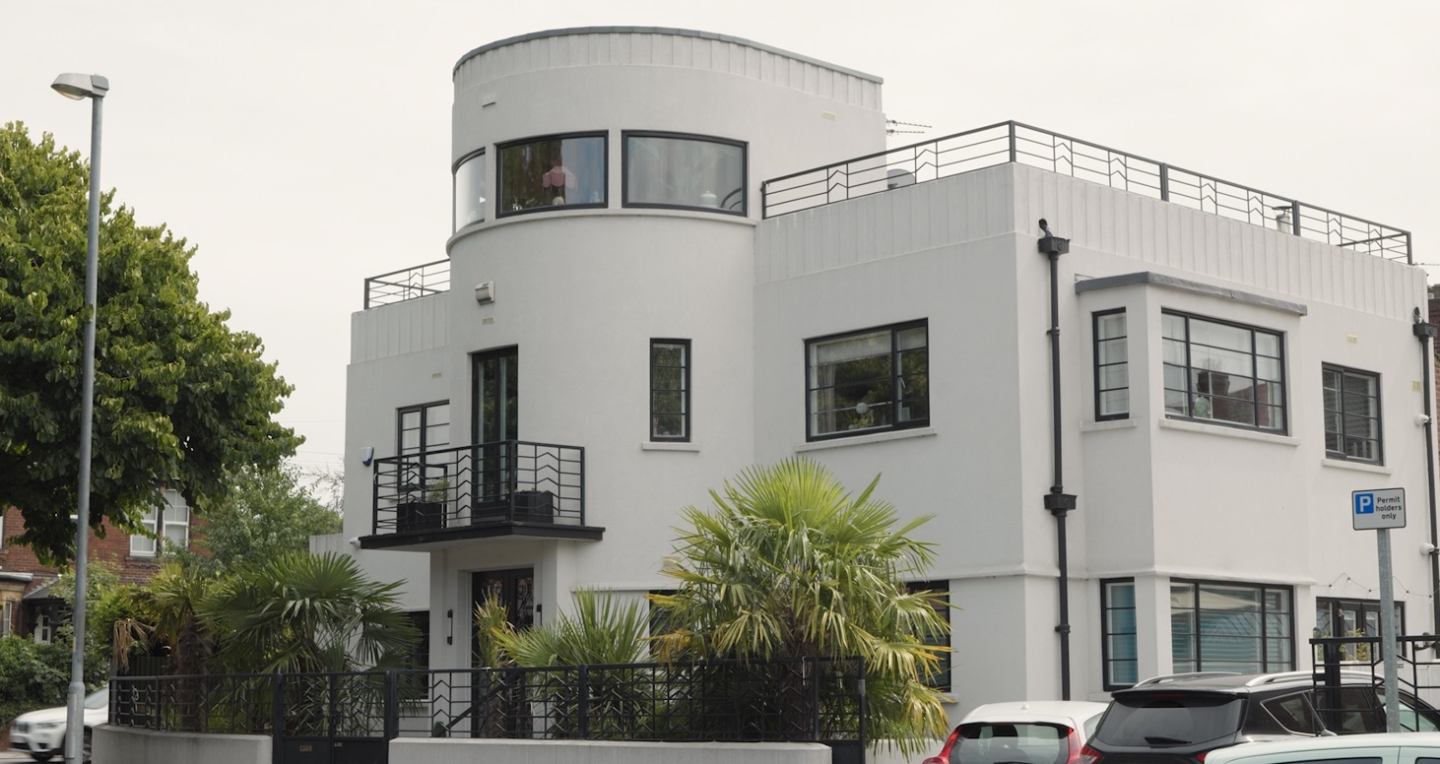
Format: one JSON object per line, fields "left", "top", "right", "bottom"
{"left": 4, "top": 0, "right": 1436, "bottom": 477}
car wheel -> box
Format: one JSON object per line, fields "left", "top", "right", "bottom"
{"left": 30, "top": 754, "right": 54, "bottom": 763}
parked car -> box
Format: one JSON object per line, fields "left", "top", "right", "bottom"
{"left": 1204, "top": 731, "right": 1440, "bottom": 764}
{"left": 8, "top": 685, "right": 107, "bottom": 763}
{"left": 1080, "top": 671, "right": 1440, "bottom": 764}
{"left": 923, "top": 700, "right": 1111, "bottom": 764}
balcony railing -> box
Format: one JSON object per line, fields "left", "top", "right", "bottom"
{"left": 364, "top": 259, "right": 450, "bottom": 309}
{"left": 370, "top": 441, "right": 585, "bottom": 538}
{"left": 762, "top": 120, "right": 1411, "bottom": 263}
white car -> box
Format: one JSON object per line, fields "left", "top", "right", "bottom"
{"left": 8, "top": 685, "right": 107, "bottom": 762}
{"left": 1204, "top": 731, "right": 1440, "bottom": 764}
{"left": 923, "top": 700, "right": 1112, "bottom": 764}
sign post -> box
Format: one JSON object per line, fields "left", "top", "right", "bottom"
{"left": 1353, "top": 488, "right": 1405, "bottom": 733}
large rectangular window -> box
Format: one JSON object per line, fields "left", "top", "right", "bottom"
{"left": 1171, "top": 580, "right": 1293, "bottom": 674}
{"left": 907, "top": 580, "right": 951, "bottom": 690}
{"left": 624, "top": 132, "right": 746, "bottom": 214}
{"left": 131, "top": 490, "right": 190, "bottom": 557}
{"left": 651, "top": 340, "right": 690, "bottom": 442}
{"left": 1094, "top": 310, "right": 1129, "bottom": 420}
{"left": 807, "top": 320, "right": 929, "bottom": 440}
{"left": 1102, "top": 579, "right": 1138, "bottom": 689}
{"left": 453, "top": 149, "right": 486, "bottom": 231}
{"left": 1162, "top": 311, "right": 1286, "bottom": 432}
{"left": 1323, "top": 365, "right": 1381, "bottom": 463}
{"left": 497, "top": 133, "right": 606, "bottom": 216}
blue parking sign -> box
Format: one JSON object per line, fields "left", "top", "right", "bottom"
{"left": 1353, "top": 487, "right": 1405, "bottom": 530}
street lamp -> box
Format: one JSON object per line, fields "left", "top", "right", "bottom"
{"left": 51, "top": 71, "right": 108, "bottom": 764}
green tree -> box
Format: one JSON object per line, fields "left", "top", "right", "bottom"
{"left": 0, "top": 122, "right": 301, "bottom": 564}
{"left": 649, "top": 457, "right": 952, "bottom": 755}
{"left": 171, "top": 465, "right": 342, "bottom": 576}
{"left": 202, "top": 550, "right": 417, "bottom": 675}
{"left": 0, "top": 635, "right": 72, "bottom": 732}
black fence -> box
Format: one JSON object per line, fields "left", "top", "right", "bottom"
{"left": 110, "top": 658, "right": 865, "bottom": 761}
{"left": 1312, "top": 634, "right": 1440, "bottom": 706}
{"left": 370, "top": 440, "right": 585, "bottom": 535}
{"left": 363, "top": 259, "right": 450, "bottom": 309}
{"left": 761, "top": 121, "right": 1411, "bottom": 263}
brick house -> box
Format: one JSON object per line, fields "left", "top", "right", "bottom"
{"left": 0, "top": 490, "right": 191, "bottom": 641}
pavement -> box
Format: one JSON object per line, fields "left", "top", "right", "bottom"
{"left": 0, "top": 751, "right": 34, "bottom": 761}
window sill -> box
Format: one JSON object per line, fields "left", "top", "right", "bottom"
{"left": 1158, "top": 417, "right": 1299, "bottom": 447}
{"left": 642, "top": 442, "right": 701, "bottom": 452}
{"left": 795, "top": 427, "right": 937, "bottom": 452}
{"left": 1321, "top": 458, "right": 1391, "bottom": 476}
{"left": 1082, "top": 419, "right": 1138, "bottom": 433}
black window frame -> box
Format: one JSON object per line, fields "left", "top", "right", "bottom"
{"left": 650, "top": 339, "right": 691, "bottom": 442}
{"left": 1315, "top": 596, "right": 1404, "bottom": 663}
{"left": 1094, "top": 309, "right": 1129, "bottom": 421}
{"left": 1162, "top": 310, "right": 1287, "bottom": 434}
{"left": 906, "top": 580, "right": 951, "bottom": 691}
{"left": 1101, "top": 578, "right": 1138, "bottom": 691}
{"left": 805, "top": 319, "right": 930, "bottom": 442}
{"left": 621, "top": 130, "right": 748, "bottom": 216}
{"left": 1322, "top": 364, "right": 1383, "bottom": 464}
{"left": 495, "top": 131, "right": 608, "bottom": 218}
{"left": 398, "top": 400, "right": 451, "bottom": 456}
{"left": 452, "top": 147, "right": 487, "bottom": 232}
{"left": 1170, "top": 578, "right": 1295, "bottom": 675}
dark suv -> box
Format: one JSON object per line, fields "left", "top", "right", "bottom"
{"left": 1081, "top": 670, "right": 1440, "bottom": 764}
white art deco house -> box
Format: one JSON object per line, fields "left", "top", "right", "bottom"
{"left": 329, "top": 26, "right": 1435, "bottom": 717}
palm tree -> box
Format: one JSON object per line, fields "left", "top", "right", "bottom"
{"left": 648, "top": 457, "right": 952, "bottom": 755}
{"left": 202, "top": 550, "right": 417, "bottom": 675}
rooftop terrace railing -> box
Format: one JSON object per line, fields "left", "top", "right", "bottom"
{"left": 364, "top": 259, "right": 451, "bottom": 309}
{"left": 761, "top": 121, "right": 1412, "bottom": 264}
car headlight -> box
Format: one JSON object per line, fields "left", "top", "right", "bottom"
{"left": 35, "top": 721, "right": 63, "bottom": 729}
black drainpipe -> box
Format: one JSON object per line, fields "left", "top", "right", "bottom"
{"left": 1413, "top": 310, "right": 1440, "bottom": 638}
{"left": 1038, "top": 219, "right": 1077, "bottom": 700}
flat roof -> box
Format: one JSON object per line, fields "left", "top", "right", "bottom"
{"left": 454, "top": 26, "right": 883, "bottom": 83}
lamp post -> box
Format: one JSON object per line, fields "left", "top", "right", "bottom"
{"left": 51, "top": 71, "right": 108, "bottom": 764}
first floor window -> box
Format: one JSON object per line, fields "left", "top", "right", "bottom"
{"left": 1171, "top": 579, "right": 1293, "bottom": 674}
{"left": 1323, "top": 365, "right": 1382, "bottom": 463}
{"left": 453, "top": 149, "right": 486, "bottom": 230}
{"left": 1162, "top": 311, "right": 1286, "bottom": 432}
{"left": 497, "top": 133, "right": 606, "bottom": 215}
{"left": 807, "top": 320, "right": 929, "bottom": 440}
{"left": 651, "top": 340, "right": 690, "bottom": 441}
{"left": 1102, "top": 579, "right": 1138, "bottom": 689}
{"left": 907, "top": 580, "right": 951, "bottom": 690}
{"left": 131, "top": 490, "right": 190, "bottom": 556}
{"left": 1094, "top": 310, "right": 1129, "bottom": 419}
{"left": 624, "top": 132, "right": 746, "bottom": 214}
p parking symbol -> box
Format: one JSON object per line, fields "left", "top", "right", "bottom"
{"left": 1355, "top": 493, "right": 1375, "bottom": 514}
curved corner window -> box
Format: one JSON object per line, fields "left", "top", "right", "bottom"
{"left": 497, "top": 133, "right": 606, "bottom": 217}
{"left": 624, "top": 132, "right": 746, "bottom": 215}
{"left": 453, "top": 150, "right": 486, "bottom": 231}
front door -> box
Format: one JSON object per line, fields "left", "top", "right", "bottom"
{"left": 472, "top": 348, "right": 518, "bottom": 513}
{"left": 470, "top": 568, "right": 534, "bottom": 738}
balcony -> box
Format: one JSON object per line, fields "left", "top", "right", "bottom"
{"left": 363, "top": 259, "right": 450, "bottom": 309}
{"left": 360, "top": 440, "right": 600, "bottom": 550}
{"left": 762, "top": 120, "right": 1411, "bottom": 263}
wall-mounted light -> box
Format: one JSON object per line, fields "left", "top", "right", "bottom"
{"left": 475, "top": 281, "right": 495, "bottom": 304}
{"left": 446, "top": 608, "right": 454, "bottom": 645}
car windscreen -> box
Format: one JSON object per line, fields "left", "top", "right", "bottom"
{"left": 950, "top": 722, "right": 1071, "bottom": 764}
{"left": 1094, "top": 694, "right": 1243, "bottom": 747}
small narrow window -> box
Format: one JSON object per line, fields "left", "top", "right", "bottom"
{"left": 1102, "top": 579, "right": 1138, "bottom": 689}
{"left": 907, "top": 581, "right": 951, "bottom": 690}
{"left": 1322, "top": 365, "right": 1381, "bottom": 463}
{"left": 453, "top": 149, "right": 486, "bottom": 231}
{"left": 1094, "top": 310, "right": 1129, "bottom": 420}
{"left": 651, "top": 340, "right": 690, "bottom": 441}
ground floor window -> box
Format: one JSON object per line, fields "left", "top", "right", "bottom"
{"left": 1171, "top": 579, "right": 1293, "bottom": 674}
{"left": 1102, "top": 579, "right": 1138, "bottom": 689}
{"left": 1315, "top": 597, "right": 1403, "bottom": 663}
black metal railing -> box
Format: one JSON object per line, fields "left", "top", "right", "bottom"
{"left": 762, "top": 121, "right": 1411, "bottom": 263}
{"left": 110, "top": 658, "right": 866, "bottom": 749}
{"left": 364, "top": 259, "right": 451, "bottom": 309}
{"left": 1312, "top": 634, "right": 1440, "bottom": 707}
{"left": 371, "top": 440, "right": 585, "bottom": 535}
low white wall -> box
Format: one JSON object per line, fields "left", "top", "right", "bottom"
{"left": 94, "top": 725, "right": 270, "bottom": 764}
{"left": 391, "top": 738, "right": 833, "bottom": 764}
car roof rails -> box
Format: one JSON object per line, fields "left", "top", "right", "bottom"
{"left": 1134, "top": 672, "right": 1241, "bottom": 687}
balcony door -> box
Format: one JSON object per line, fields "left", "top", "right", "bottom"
{"left": 472, "top": 348, "right": 518, "bottom": 512}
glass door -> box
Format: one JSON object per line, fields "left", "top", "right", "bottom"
{"left": 472, "top": 348, "right": 518, "bottom": 519}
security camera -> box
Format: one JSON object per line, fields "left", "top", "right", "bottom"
{"left": 1417, "top": 414, "right": 1432, "bottom": 426}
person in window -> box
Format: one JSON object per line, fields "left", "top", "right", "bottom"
{"left": 542, "top": 157, "right": 577, "bottom": 204}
